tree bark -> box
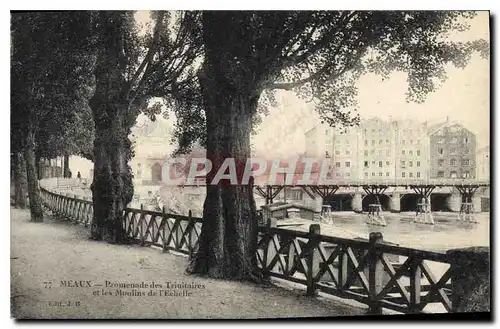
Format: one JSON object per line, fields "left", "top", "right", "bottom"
{"left": 88, "top": 12, "right": 135, "bottom": 244}
{"left": 89, "top": 97, "right": 134, "bottom": 244}
{"left": 63, "top": 154, "right": 70, "bottom": 178}
{"left": 12, "top": 152, "right": 27, "bottom": 208}
{"left": 187, "top": 13, "right": 263, "bottom": 279}
{"left": 24, "top": 129, "right": 44, "bottom": 222}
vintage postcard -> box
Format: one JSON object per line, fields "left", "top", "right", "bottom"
{"left": 10, "top": 9, "right": 490, "bottom": 320}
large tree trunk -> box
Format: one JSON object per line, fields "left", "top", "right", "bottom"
{"left": 187, "top": 13, "right": 263, "bottom": 280}
{"left": 63, "top": 154, "right": 70, "bottom": 178}
{"left": 89, "top": 97, "right": 134, "bottom": 244}
{"left": 24, "top": 129, "right": 44, "bottom": 222}
{"left": 12, "top": 152, "right": 27, "bottom": 208}
{"left": 88, "top": 12, "right": 135, "bottom": 244}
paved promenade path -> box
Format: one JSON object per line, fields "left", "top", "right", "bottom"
{"left": 11, "top": 207, "right": 365, "bottom": 319}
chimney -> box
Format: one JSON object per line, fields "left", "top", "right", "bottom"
{"left": 446, "top": 116, "right": 450, "bottom": 123}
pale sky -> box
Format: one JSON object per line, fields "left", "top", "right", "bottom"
{"left": 252, "top": 12, "right": 490, "bottom": 156}
{"left": 133, "top": 11, "right": 490, "bottom": 156}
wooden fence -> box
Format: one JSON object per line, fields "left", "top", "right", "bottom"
{"left": 39, "top": 185, "right": 481, "bottom": 315}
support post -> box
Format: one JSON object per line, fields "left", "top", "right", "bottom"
{"left": 306, "top": 224, "right": 320, "bottom": 296}
{"left": 368, "top": 232, "right": 384, "bottom": 315}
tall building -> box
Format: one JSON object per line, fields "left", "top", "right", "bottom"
{"left": 477, "top": 146, "right": 490, "bottom": 181}
{"left": 360, "top": 118, "right": 396, "bottom": 180}
{"left": 393, "top": 119, "right": 430, "bottom": 181}
{"left": 428, "top": 119, "right": 477, "bottom": 179}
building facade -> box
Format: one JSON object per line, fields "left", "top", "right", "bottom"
{"left": 360, "top": 118, "right": 396, "bottom": 180}
{"left": 394, "top": 119, "right": 430, "bottom": 181}
{"left": 429, "top": 121, "right": 477, "bottom": 179}
{"left": 477, "top": 146, "right": 490, "bottom": 181}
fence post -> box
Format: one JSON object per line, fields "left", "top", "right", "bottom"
{"left": 368, "top": 232, "right": 384, "bottom": 315}
{"left": 262, "top": 218, "right": 277, "bottom": 277}
{"left": 162, "top": 206, "right": 168, "bottom": 253}
{"left": 409, "top": 251, "right": 422, "bottom": 313}
{"left": 139, "top": 204, "right": 145, "bottom": 246}
{"left": 188, "top": 210, "right": 195, "bottom": 258}
{"left": 306, "top": 224, "right": 320, "bottom": 296}
{"left": 338, "top": 245, "right": 348, "bottom": 290}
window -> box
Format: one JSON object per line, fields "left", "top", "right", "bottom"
{"left": 402, "top": 172, "right": 406, "bottom": 178}
{"left": 372, "top": 161, "right": 376, "bottom": 164}
{"left": 386, "top": 139, "right": 389, "bottom": 144}
{"left": 438, "top": 139, "right": 445, "bottom": 144}
{"left": 417, "top": 161, "right": 421, "bottom": 167}
{"left": 325, "top": 130, "right": 329, "bottom": 136}
{"left": 464, "top": 148, "right": 469, "bottom": 154}
{"left": 402, "top": 150, "right": 406, "bottom": 155}
{"left": 417, "top": 140, "right": 421, "bottom": 144}
{"left": 372, "top": 129, "right": 375, "bottom": 133}
{"left": 463, "top": 171, "right": 470, "bottom": 178}
{"left": 379, "top": 129, "right": 383, "bottom": 135}
{"left": 345, "top": 150, "right": 350, "bottom": 155}
{"left": 364, "top": 140, "right": 368, "bottom": 146}
{"left": 336, "top": 139, "right": 341, "bottom": 144}
{"left": 409, "top": 161, "right": 413, "bottom": 167}
{"left": 379, "top": 161, "right": 383, "bottom": 168}
{"left": 462, "top": 159, "right": 470, "bottom": 166}
{"left": 379, "top": 140, "right": 383, "bottom": 145}
{"left": 464, "top": 137, "right": 469, "bottom": 144}
{"left": 438, "top": 159, "right": 444, "bottom": 166}
{"left": 335, "top": 150, "right": 340, "bottom": 155}
{"left": 437, "top": 171, "right": 445, "bottom": 178}
{"left": 401, "top": 160, "right": 406, "bottom": 168}
{"left": 386, "top": 161, "right": 390, "bottom": 166}
{"left": 417, "top": 150, "right": 420, "bottom": 156}
{"left": 372, "top": 140, "right": 375, "bottom": 145}
{"left": 345, "top": 172, "right": 350, "bottom": 177}
{"left": 386, "top": 150, "right": 390, "bottom": 156}
{"left": 438, "top": 148, "right": 444, "bottom": 155}
{"left": 335, "top": 162, "right": 341, "bottom": 168}
{"left": 410, "top": 140, "right": 413, "bottom": 144}
{"left": 409, "top": 150, "right": 413, "bottom": 156}
{"left": 386, "top": 172, "right": 390, "bottom": 177}
{"left": 364, "top": 129, "right": 367, "bottom": 134}
{"left": 379, "top": 172, "right": 383, "bottom": 177}
{"left": 326, "top": 151, "right": 331, "bottom": 158}
{"left": 336, "top": 172, "right": 341, "bottom": 177}
{"left": 450, "top": 148, "right": 457, "bottom": 155}
{"left": 450, "top": 171, "right": 458, "bottom": 178}
{"left": 450, "top": 138, "right": 458, "bottom": 144}
{"left": 365, "top": 172, "right": 368, "bottom": 177}
{"left": 417, "top": 172, "right": 421, "bottom": 178}
{"left": 379, "top": 150, "right": 383, "bottom": 156}
{"left": 409, "top": 172, "right": 413, "bottom": 178}
{"left": 450, "top": 159, "right": 456, "bottom": 166}
{"left": 372, "top": 172, "right": 375, "bottom": 177}
{"left": 364, "top": 161, "right": 369, "bottom": 168}
{"left": 364, "top": 150, "right": 368, "bottom": 156}
{"left": 346, "top": 139, "right": 350, "bottom": 145}
{"left": 371, "top": 150, "right": 375, "bottom": 155}
{"left": 345, "top": 162, "right": 350, "bottom": 167}
{"left": 402, "top": 140, "right": 406, "bottom": 145}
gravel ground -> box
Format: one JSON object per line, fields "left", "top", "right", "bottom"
{"left": 10, "top": 207, "right": 365, "bottom": 319}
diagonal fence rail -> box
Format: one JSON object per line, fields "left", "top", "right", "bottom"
{"left": 39, "top": 184, "right": 488, "bottom": 315}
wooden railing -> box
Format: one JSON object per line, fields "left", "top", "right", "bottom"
{"left": 39, "top": 184, "right": 486, "bottom": 315}
{"left": 257, "top": 222, "right": 454, "bottom": 314}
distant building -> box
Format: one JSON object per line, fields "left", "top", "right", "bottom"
{"left": 428, "top": 118, "right": 476, "bottom": 179}
{"left": 360, "top": 118, "right": 395, "bottom": 180}
{"left": 393, "top": 119, "right": 430, "bottom": 181}
{"left": 477, "top": 146, "right": 490, "bottom": 181}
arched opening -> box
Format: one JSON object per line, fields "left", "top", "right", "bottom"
{"left": 362, "top": 194, "right": 390, "bottom": 212}
{"left": 323, "top": 194, "right": 353, "bottom": 211}
{"left": 431, "top": 193, "right": 451, "bottom": 212}
{"left": 400, "top": 194, "right": 421, "bottom": 212}
{"left": 151, "top": 163, "right": 162, "bottom": 183}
